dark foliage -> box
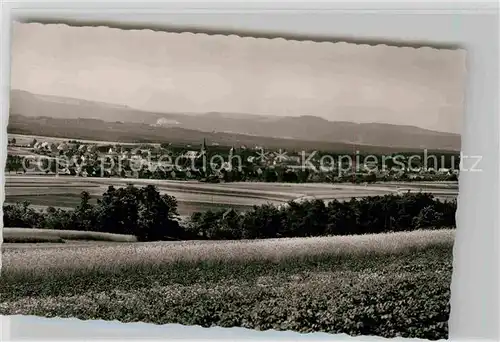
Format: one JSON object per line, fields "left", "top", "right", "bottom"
{"left": 187, "top": 192, "right": 456, "bottom": 240}
{"left": 3, "top": 185, "right": 456, "bottom": 241}
{"left": 3, "top": 185, "right": 182, "bottom": 242}
{"left": 5, "top": 155, "right": 26, "bottom": 173}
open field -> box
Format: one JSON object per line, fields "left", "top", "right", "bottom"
{"left": 8, "top": 133, "right": 160, "bottom": 147}
{"left": 7, "top": 146, "right": 41, "bottom": 157}
{"left": 0, "top": 229, "right": 454, "bottom": 340}
{"left": 3, "top": 227, "right": 138, "bottom": 244}
{"left": 5, "top": 175, "right": 458, "bottom": 216}
{"left": 4, "top": 193, "right": 256, "bottom": 216}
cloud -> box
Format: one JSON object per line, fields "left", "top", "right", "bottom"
{"left": 10, "top": 22, "right": 466, "bottom": 133}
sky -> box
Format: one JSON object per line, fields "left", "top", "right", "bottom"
{"left": 10, "top": 22, "right": 467, "bottom": 134}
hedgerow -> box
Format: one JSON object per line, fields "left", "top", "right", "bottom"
{"left": 3, "top": 184, "right": 456, "bottom": 241}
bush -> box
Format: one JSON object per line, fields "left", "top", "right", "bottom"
{"left": 3, "top": 185, "right": 184, "bottom": 242}
{"left": 3, "top": 202, "right": 44, "bottom": 228}
{"left": 91, "top": 184, "right": 183, "bottom": 241}
{"left": 186, "top": 193, "right": 456, "bottom": 240}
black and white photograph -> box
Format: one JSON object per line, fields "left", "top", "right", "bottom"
{"left": 2, "top": 21, "right": 467, "bottom": 340}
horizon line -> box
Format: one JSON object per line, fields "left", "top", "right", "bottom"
{"left": 10, "top": 88, "right": 461, "bottom": 136}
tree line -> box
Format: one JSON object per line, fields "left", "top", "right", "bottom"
{"left": 5, "top": 155, "right": 25, "bottom": 173}
{"left": 3, "top": 184, "right": 456, "bottom": 241}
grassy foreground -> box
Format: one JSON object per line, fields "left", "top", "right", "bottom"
{"left": 0, "top": 229, "right": 454, "bottom": 340}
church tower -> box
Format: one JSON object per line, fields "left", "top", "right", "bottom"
{"left": 200, "top": 138, "right": 207, "bottom": 157}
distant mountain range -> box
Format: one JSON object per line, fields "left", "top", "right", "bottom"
{"left": 9, "top": 89, "right": 460, "bottom": 152}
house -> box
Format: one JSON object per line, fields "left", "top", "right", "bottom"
{"left": 184, "top": 151, "right": 199, "bottom": 159}
{"left": 364, "top": 161, "right": 378, "bottom": 169}
{"left": 221, "top": 162, "right": 232, "bottom": 171}
{"left": 57, "top": 143, "right": 69, "bottom": 152}
{"left": 319, "top": 165, "right": 334, "bottom": 172}
{"left": 274, "top": 154, "right": 289, "bottom": 163}
{"left": 121, "top": 151, "right": 131, "bottom": 159}
{"left": 67, "top": 142, "right": 78, "bottom": 150}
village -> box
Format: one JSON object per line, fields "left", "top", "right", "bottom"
{"left": 6, "top": 135, "right": 459, "bottom": 183}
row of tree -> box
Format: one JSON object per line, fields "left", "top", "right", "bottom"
{"left": 185, "top": 192, "right": 456, "bottom": 239}
{"left": 3, "top": 185, "right": 456, "bottom": 241}
{"left": 5, "top": 155, "right": 25, "bottom": 173}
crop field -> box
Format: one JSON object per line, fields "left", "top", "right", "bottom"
{"left": 6, "top": 146, "right": 39, "bottom": 156}
{"left": 3, "top": 227, "right": 138, "bottom": 244}
{"left": 0, "top": 229, "right": 454, "bottom": 340}
{"left": 5, "top": 175, "right": 458, "bottom": 216}
{"left": 4, "top": 193, "right": 256, "bottom": 216}
{"left": 7, "top": 133, "right": 160, "bottom": 147}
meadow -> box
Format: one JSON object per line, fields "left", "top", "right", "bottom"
{"left": 0, "top": 229, "right": 454, "bottom": 340}
{"left": 5, "top": 193, "right": 255, "bottom": 216}
{"left": 3, "top": 227, "right": 138, "bottom": 243}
